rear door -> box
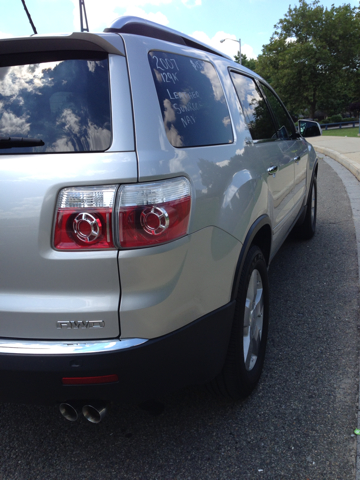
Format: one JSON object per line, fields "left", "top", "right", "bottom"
{"left": 230, "top": 71, "right": 296, "bottom": 249}
{"left": 259, "top": 83, "right": 308, "bottom": 216}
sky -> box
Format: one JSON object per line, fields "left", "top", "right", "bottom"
{"left": 0, "top": 0, "right": 359, "bottom": 59}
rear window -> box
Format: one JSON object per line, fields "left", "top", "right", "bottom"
{"left": 0, "top": 57, "right": 111, "bottom": 154}
{"left": 149, "top": 51, "right": 233, "bottom": 148}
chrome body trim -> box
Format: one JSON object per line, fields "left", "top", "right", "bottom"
{"left": 0, "top": 338, "right": 147, "bottom": 355}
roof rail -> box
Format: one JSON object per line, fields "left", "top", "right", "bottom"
{"left": 104, "top": 16, "right": 231, "bottom": 59}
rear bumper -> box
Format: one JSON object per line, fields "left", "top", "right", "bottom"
{"left": 0, "top": 301, "right": 235, "bottom": 405}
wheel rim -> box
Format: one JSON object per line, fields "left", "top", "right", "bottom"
{"left": 243, "top": 269, "right": 264, "bottom": 371}
{"left": 311, "top": 183, "right": 316, "bottom": 227}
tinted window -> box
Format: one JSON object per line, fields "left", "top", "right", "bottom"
{"left": 261, "top": 84, "right": 294, "bottom": 139}
{"left": 230, "top": 71, "right": 277, "bottom": 142}
{"left": 0, "top": 58, "right": 111, "bottom": 154}
{"left": 149, "top": 51, "right": 233, "bottom": 148}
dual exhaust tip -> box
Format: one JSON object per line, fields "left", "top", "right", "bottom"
{"left": 59, "top": 401, "right": 107, "bottom": 424}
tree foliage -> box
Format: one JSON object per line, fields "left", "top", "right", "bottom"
{"left": 234, "top": 53, "right": 258, "bottom": 72}
{"left": 256, "top": 0, "right": 360, "bottom": 118}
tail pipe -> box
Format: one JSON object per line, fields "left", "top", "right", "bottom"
{"left": 82, "top": 402, "right": 107, "bottom": 424}
{"left": 59, "top": 401, "right": 107, "bottom": 423}
{"left": 59, "top": 402, "right": 82, "bottom": 422}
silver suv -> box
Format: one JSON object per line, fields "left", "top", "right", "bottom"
{"left": 0, "top": 16, "right": 320, "bottom": 422}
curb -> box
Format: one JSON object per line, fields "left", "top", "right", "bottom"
{"left": 320, "top": 156, "right": 360, "bottom": 478}
{"left": 313, "top": 145, "right": 360, "bottom": 182}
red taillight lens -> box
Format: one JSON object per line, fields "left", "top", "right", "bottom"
{"left": 119, "top": 197, "right": 191, "bottom": 247}
{"left": 54, "top": 186, "right": 117, "bottom": 250}
{"left": 53, "top": 179, "right": 192, "bottom": 250}
{"left": 116, "top": 177, "right": 191, "bottom": 248}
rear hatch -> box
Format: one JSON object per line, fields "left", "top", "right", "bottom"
{"left": 0, "top": 33, "right": 136, "bottom": 340}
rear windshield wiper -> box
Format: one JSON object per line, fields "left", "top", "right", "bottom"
{"left": 0, "top": 136, "right": 45, "bottom": 149}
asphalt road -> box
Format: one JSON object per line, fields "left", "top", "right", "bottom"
{"left": 0, "top": 158, "right": 358, "bottom": 480}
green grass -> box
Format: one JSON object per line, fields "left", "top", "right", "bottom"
{"left": 322, "top": 127, "right": 360, "bottom": 137}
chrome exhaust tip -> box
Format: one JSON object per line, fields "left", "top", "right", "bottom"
{"left": 59, "top": 402, "right": 80, "bottom": 422}
{"left": 82, "top": 402, "right": 107, "bottom": 424}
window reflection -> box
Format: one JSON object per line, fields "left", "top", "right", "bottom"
{"left": 149, "top": 51, "right": 233, "bottom": 148}
{"left": 230, "top": 72, "right": 277, "bottom": 141}
{"left": 261, "top": 84, "right": 294, "bottom": 139}
{"left": 0, "top": 58, "right": 111, "bottom": 154}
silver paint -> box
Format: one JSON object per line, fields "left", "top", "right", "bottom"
{"left": 0, "top": 28, "right": 317, "bottom": 348}
{"left": 118, "top": 227, "right": 241, "bottom": 339}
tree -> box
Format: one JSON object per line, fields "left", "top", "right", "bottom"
{"left": 234, "top": 53, "right": 258, "bottom": 72}
{"left": 349, "top": 100, "right": 360, "bottom": 117}
{"left": 256, "top": 0, "right": 360, "bottom": 118}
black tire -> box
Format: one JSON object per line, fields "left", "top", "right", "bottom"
{"left": 296, "top": 176, "right": 317, "bottom": 240}
{"left": 210, "top": 246, "right": 269, "bottom": 400}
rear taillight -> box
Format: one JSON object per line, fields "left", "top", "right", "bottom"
{"left": 54, "top": 178, "right": 191, "bottom": 250}
{"left": 54, "top": 186, "right": 117, "bottom": 250}
{"left": 115, "top": 177, "right": 191, "bottom": 248}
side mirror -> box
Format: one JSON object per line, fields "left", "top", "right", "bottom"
{"left": 298, "top": 119, "right": 322, "bottom": 138}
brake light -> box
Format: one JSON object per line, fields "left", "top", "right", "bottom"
{"left": 54, "top": 179, "right": 191, "bottom": 250}
{"left": 54, "top": 186, "right": 117, "bottom": 250}
{"left": 116, "top": 177, "right": 191, "bottom": 248}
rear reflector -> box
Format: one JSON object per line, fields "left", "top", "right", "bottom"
{"left": 62, "top": 374, "right": 119, "bottom": 385}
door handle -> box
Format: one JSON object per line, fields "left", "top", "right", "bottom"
{"left": 294, "top": 156, "right": 300, "bottom": 163}
{"left": 267, "top": 165, "right": 278, "bottom": 175}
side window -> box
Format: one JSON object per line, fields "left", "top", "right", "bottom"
{"left": 261, "top": 84, "right": 295, "bottom": 140}
{"left": 230, "top": 71, "right": 277, "bottom": 142}
{"left": 0, "top": 57, "right": 111, "bottom": 154}
{"left": 148, "top": 51, "right": 233, "bottom": 148}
